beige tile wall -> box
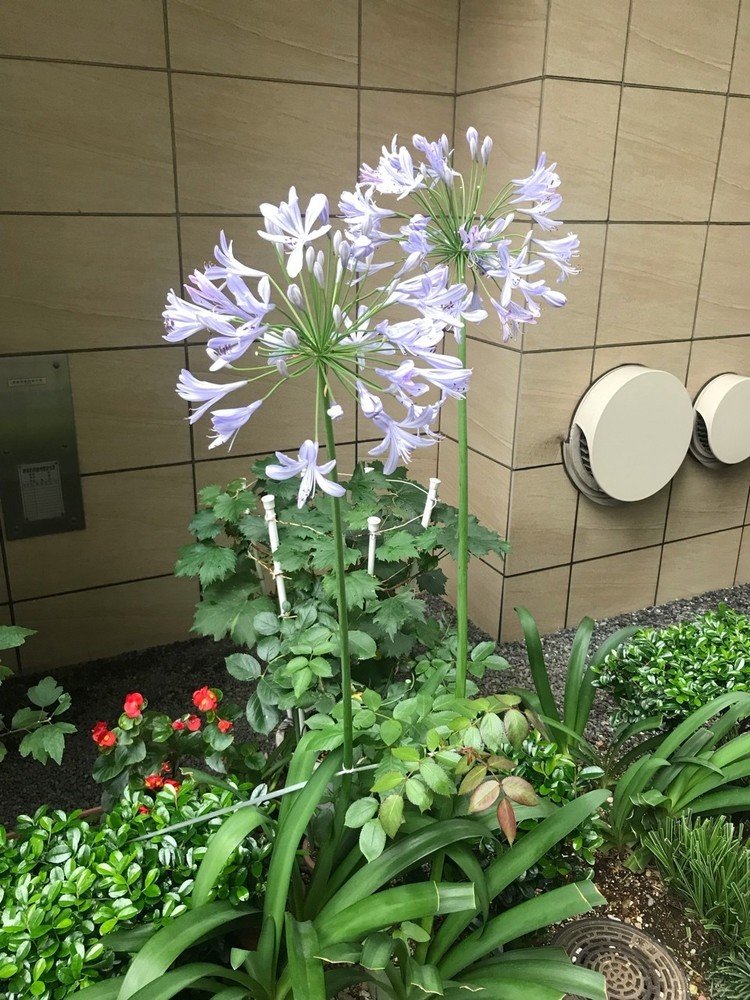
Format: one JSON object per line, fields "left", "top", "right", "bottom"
{"left": 0, "top": 0, "right": 454, "bottom": 671}
{"left": 442, "top": 0, "right": 750, "bottom": 642}
{"left": 1, "top": 0, "right": 748, "bottom": 666}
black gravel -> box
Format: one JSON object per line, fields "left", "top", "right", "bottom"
{"left": 2, "top": 583, "right": 750, "bottom": 827}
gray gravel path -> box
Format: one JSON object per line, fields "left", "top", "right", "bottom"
{"left": 2, "top": 583, "right": 749, "bottom": 826}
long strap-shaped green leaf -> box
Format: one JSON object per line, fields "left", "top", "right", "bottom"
{"left": 516, "top": 607, "right": 559, "bottom": 723}
{"left": 563, "top": 616, "right": 594, "bottom": 737}
{"left": 610, "top": 756, "right": 669, "bottom": 839}
{"left": 284, "top": 915, "right": 326, "bottom": 1000}
{"left": 317, "top": 818, "right": 488, "bottom": 920}
{"left": 192, "top": 804, "right": 269, "bottom": 907}
{"left": 688, "top": 786, "right": 750, "bottom": 814}
{"left": 438, "top": 880, "right": 604, "bottom": 981}
{"left": 126, "top": 967, "right": 253, "bottom": 1000}
{"left": 656, "top": 692, "right": 750, "bottom": 759}
{"left": 117, "top": 903, "right": 256, "bottom": 1000}
{"left": 257, "top": 742, "right": 343, "bottom": 974}
{"left": 426, "top": 789, "right": 609, "bottom": 965}
{"left": 75, "top": 980, "right": 126, "bottom": 999}
{"left": 577, "top": 624, "right": 637, "bottom": 736}
{"left": 456, "top": 953, "right": 607, "bottom": 1000}
{"left": 316, "top": 882, "right": 475, "bottom": 949}
{"left": 673, "top": 758, "right": 750, "bottom": 812}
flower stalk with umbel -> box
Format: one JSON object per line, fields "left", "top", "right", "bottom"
{"left": 341, "top": 131, "right": 578, "bottom": 696}
{"left": 163, "top": 186, "right": 480, "bottom": 775}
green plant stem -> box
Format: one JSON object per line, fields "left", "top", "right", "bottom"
{"left": 319, "top": 368, "right": 354, "bottom": 775}
{"left": 454, "top": 255, "right": 469, "bottom": 698}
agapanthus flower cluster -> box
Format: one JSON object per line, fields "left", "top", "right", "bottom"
{"left": 340, "top": 129, "right": 579, "bottom": 343}
{"left": 164, "top": 186, "right": 481, "bottom": 506}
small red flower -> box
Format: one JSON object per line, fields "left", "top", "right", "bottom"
{"left": 186, "top": 714, "right": 202, "bottom": 732}
{"left": 193, "top": 686, "right": 219, "bottom": 712}
{"left": 144, "top": 774, "right": 164, "bottom": 791}
{"left": 123, "top": 692, "right": 145, "bottom": 719}
{"left": 171, "top": 718, "right": 185, "bottom": 731}
{"left": 91, "top": 721, "right": 116, "bottom": 748}
{"left": 164, "top": 778, "right": 181, "bottom": 791}
{"left": 217, "top": 718, "right": 233, "bottom": 734}
{"left": 138, "top": 805, "right": 150, "bottom": 815}
{"left": 160, "top": 761, "right": 171, "bottom": 774}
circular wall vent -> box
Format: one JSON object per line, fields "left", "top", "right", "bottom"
{"left": 553, "top": 918, "right": 688, "bottom": 1000}
{"left": 691, "top": 372, "right": 750, "bottom": 467}
{"left": 562, "top": 365, "right": 693, "bottom": 505}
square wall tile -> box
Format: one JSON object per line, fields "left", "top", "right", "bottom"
{"left": 530, "top": 224, "right": 606, "bottom": 351}
{"left": 736, "top": 529, "right": 750, "bottom": 583}
{"left": 687, "top": 335, "right": 750, "bottom": 394}
{"left": 441, "top": 340, "right": 520, "bottom": 466}
{"left": 731, "top": 1, "right": 750, "bottom": 94}
{"left": 455, "top": 82, "right": 542, "bottom": 206}
{"left": 168, "top": 0, "right": 357, "bottom": 83}
{"left": 0, "top": 62, "right": 174, "bottom": 212}
{"left": 597, "top": 225, "right": 705, "bottom": 345}
{"left": 457, "top": 0, "right": 546, "bottom": 92}
{"left": 712, "top": 99, "right": 750, "bottom": 221}
{"left": 359, "top": 91, "right": 455, "bottom": 170}
{"left": 665, "top": 459, "right": 750, "bottom": 540}
{"left": 438, "top": 437, "right": 510, "bottom": 570}
{"left": 538, "top": 80, "right": 620, "bottom": 220}
{"left": 70, "top": 349, "right": 191, "bottom": 474}
{"left": 546, "top": 0, "right": 629, "bottom": 80}
{"left": 625, "top": 0, "right": 738, "bottom": 91}
{"left": 0, "top": 553, "right": 8, "bottom": 605}
{"left": 0, "top": 0, "right": 167, "bottom": 66}
{"left": 574, "top": 486, "right": 669, "bottom": 561}
{"left": 514, "top": 348, "right": 593, "bottom": 467}
{"left": 173, "top": 75, "right": 357, "bottom": 212}
{"left": 5, "top": 466, "right": 195, "bottom": 600}
{"left": 657, "top": 528, "right": 742, "bottom": 603}
{"left": 694, "top": 227, "right": 750, "bottom": 338}
{"left": 568, "top": 546, "right": 660, "bottom": 624}
{"left": 16, "top": 576, "right": 198, "bottom": 673}
{"left": 592, "top": 340, "right": 691, "bottom": 383}
{"left": 443, "top": 555, "right": 503, "bottom": 639}
{"left": 187, "top": 348, "right": 356, "bottom": 459}
{"left": 505, "top": 465, "right": 577, "bottom": 574}
{"left": 501, "top": 566, "right": 570, "bottom": 641}
{"left": 0, "top": 217, "right": 179, "bottom": 352}
{"left": 611, "top": 89, "right": 724, "bottom": 221}
{"left": 361, "top": 0, "right": 458, "bottom": 92}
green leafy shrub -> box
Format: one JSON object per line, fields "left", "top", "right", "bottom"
{"left": 711, "top": 952, "right": 750, "bottom": 1000}
{"left": 645, "top": 815, "right": 750, "bottom": 947}
{"left": 0, "top": 780, "right": 270, "bottom": 999}
{"left": 595, "top": 604, "right": 750, "bottom": 727}
{"left": 0, "top": 626, "right": 76, "bottom": 765}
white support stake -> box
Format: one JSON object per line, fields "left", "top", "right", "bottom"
{"left": 367, "top": 516, "right": 381, "bottom": 576}
{"left": 261, "top": 494, "right": 288, "bottom": 614}
{"left": 421, "top": 477, "right": 441, "bottom": 528}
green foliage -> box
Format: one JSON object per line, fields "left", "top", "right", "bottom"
{"left": 0, "top": 627, "right": 76, "bottom": 766}
{"left": 607, "top": 692, "right": 750, "bottom": 864}
{"left": 512, "top": 607, "right": 636, "bottom": 756}
{"left": 595, "top": 604, "right": 750, "bottom": 728}
{"left": 645, "top": 815, "right": 750, "bottom": 947}
{"left": 710, "top": 952, "right": 750, "bottom": 1000}
{"left": 0, "top": 780, "right": 270, "bottom": 1000}
{"left": 83, "top": 733, "right": 609, "bottom": 1000}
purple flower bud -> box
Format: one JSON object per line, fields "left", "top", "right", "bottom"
{"left": 282, "top": 328, "right": 299, "bottom": 347}
{"left": 480, "top": 136, "right": 493, "bottom": 165}
{"left": 287, "top": 283, "right": 303, "bottom": 306}
{"left": 466, "top": 127, "right": 479, "bottom": 161}
{"left": 333, "top": 230, "right": 342, "bottom": 253}
{"left": 305, "top": 245, "right": 315, "bottom": 271}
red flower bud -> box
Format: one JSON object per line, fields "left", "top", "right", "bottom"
{"left": 144, "top": 774, "right": 164, "bottom": 791}
{"left": 186, "top": 714, "right": 202, "bottom": 732}
{"left": 91, "top": 722, "right": 116, "bottom": 748}
{"left": 123, "top": 692, "right": 145, "bottom": 719}
{"left": 164, "top": 778, "right": 181, "bottom": 791}
{"left": 171, "top": 718, "right": 185, "bottom": 731}
{"left": 217, "top": 718, "right": 234, "bottom": 734}
{"left": 160, "top": 761, "right": 171, "bottom": 774}
{"left": 138, "top": 805, "right": 150, "bottom": 815}
{"left": 193, "top": 686, "right": 219, "bottom": 712}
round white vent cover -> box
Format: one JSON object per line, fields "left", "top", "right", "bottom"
{"left": 563, "top": 365, "right": 693, "bottom": 505}
{"left": 691, "top": 373, "right": 750, "bottom": 467}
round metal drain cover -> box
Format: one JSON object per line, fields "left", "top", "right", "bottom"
{"left": 553, "top": 918, "right": 688, "bottom": 1000}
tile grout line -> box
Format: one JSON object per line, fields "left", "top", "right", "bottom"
{"left": 656, "top": 0, "right": 745, "bottom": 603}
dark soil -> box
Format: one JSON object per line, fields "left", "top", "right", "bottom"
{"left": 2, "top": 582, "right": 750, "bottom": 828}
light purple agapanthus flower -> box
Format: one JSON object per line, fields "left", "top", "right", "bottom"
{"left": 266, "top": 440, "right": 346, "bottom": 508}
{"left": 208, "top": 401, "right": 263, "bottom": 450}
{"left": 259, "top": 187, "right": 330, "bottom": 278}
{"left": 176, "top": 370, "right": 248, "bottom": 424}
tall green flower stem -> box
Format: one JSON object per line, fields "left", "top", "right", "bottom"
{"left": 453, "top": 256, "right": 469, "bottom": 699}
{"left": 318, "top": 367, "right": 354, "bottom": 777}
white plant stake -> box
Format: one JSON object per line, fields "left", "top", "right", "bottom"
{"left": 367, "top": 516, "right": 381, "bottom": 576}
{"left": 421, "top": 477, "right": 441, "bottom": 528}
{"left": 261, "top": 494, "right": 288, "bottom": 614}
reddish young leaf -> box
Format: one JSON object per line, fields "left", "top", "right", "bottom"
{"left": 468, "top": 779, "right": 501, "bottom": 814}
{"left": 501, "top": 775, "right": 540, "bottom": 806}
{"left": 497, "top": 795, "right": 517, "bottom": 846}
{"left": 458, "top": 764, "right": 488, "bottom": 796}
